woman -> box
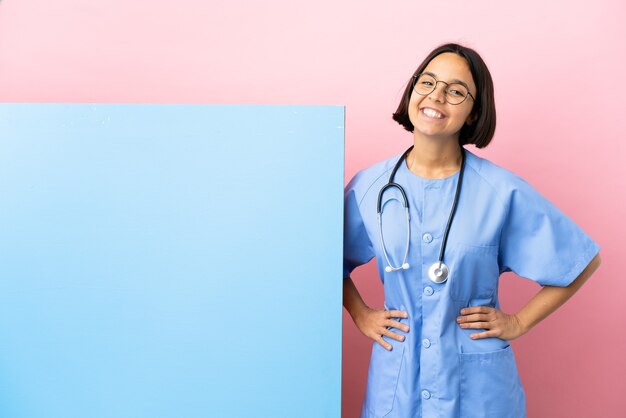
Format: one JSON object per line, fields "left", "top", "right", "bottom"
{"left": 343, "top": 43, "right": 601, "bottom": 418}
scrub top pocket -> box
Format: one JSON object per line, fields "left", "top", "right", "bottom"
{"left": 459, "top": 345, "right": 526, "bottom": 418}
{"left": 448, "top": 243, "right": 500, "bottom": 303}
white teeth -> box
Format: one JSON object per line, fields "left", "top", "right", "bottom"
{"left": 422, "top": 108, "right": 444, "bottom": 119}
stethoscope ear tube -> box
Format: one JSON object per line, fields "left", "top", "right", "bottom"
{"left": 377, "top": 146, "right": 414, "bottom": 273}
{"left": 378, "top": 205, "right": 411, "bottom": 273}
{"left": 376, "top": 182, "right": 409, "bottom": 213}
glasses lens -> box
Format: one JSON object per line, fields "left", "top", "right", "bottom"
{"left": 446, "top": 83, "right": 469, "bottom": 105}
{"left": 414, "top": 74, "right": 436, "bottom": 95}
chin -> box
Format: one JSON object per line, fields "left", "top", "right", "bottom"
{"left": 415, "top": 124, "right": 446, "bottom": 138}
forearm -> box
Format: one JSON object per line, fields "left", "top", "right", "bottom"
{"left": 343, "top": 276, "right": 370, "bottom": 321}
{"left": 515, "top": 253, "right": 601, "bottom": 334}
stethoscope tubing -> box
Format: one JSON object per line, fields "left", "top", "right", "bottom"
{"left": 436, "top": 149, "right": 466, "bottom": 266}
{"left": 377, "top": 145, "right": 466, "bottom": 279}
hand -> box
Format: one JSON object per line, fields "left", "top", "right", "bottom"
{"left": 353, "top": 306, "right": 409, "bottom": 351}
{"left": 456, "top": 306, "right": 526, "bottom": 341}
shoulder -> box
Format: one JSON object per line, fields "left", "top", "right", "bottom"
{"left": 345, "top": 152, "right": 402, "bottom": 207}
{"left": 464, "top": 149, "right": 536, "bottom": 207}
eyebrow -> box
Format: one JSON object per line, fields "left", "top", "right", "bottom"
{"left": 423, "top": 71, "right": 472, "bottom": 91}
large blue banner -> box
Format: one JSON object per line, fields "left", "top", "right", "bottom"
{"left": 0, "top": 104, "right": 344, "bottom": 418}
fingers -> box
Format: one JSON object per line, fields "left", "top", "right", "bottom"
{"left": 387, "top": 310, "right": 409, "bottom": 320}
{"left": 459, "top": 321, "right": 491, "bottom": 329}
{"left": 384, "top": 310, "right": 410, "bottom": 331}
{"left": 469, "top": 330, "right": 499, "bottom": 340}
{"left": 457, "top": 306, "right": 519, "bottom": 340}
{"left": 457, "top": 313, "right": 492, "bottom": 324}
{"left": 376, "top": 329, "right": 405, "bottom": 351}
{"left": 457, "top": 307, "right": 498, "bottom": 331}
{"left": 460, "top": 306, "right": 493, "bottom": 315}
{"left": 457, "top": 308, "right": 497, "bottom": 331}
{"left": 374, "top": 308, "right": 409, "bottom": 351}
{"left": 376, "top": 335, "right": 393, "bottom": 351}
{"left": 384, "top": 319, "right": 410, "bottom": 333}
{"left": 382, "top": 328, "right": 406, "bottom": 342}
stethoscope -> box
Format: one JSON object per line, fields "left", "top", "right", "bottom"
{"left": 376, "top": 146, "right": 466, "bottom": 284}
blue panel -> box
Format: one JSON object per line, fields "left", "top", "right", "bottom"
{"left": 0, "top": 104, "right": 344, "bottom": 418}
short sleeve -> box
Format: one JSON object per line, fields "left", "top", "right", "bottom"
{"left": 498, "top": 176, "right": 600, "bottom": 287}
{"left": 343, "top": 174, "right": 375, "bottom": 279}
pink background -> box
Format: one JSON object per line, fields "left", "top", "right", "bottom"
{"left": 1, "top": 1, "right": 624, "bottom": 417}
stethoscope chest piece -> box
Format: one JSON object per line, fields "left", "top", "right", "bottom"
{"left": 428, "top": 262, "right": 449, "bottom": 284}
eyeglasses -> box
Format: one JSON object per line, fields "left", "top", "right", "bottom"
{"left": 412, "top": 73, "right": 475, "bottom": 105}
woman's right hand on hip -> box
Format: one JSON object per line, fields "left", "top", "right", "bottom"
{"left": 354, "top": 307, "right": 409, "bottom": 351}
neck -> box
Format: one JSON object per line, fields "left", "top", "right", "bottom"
{"left": 408, "top": 134, "right": 462, "bottom": 179}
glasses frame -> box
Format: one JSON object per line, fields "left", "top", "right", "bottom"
{"left": 412, "top": 74, "right": 476, "bottom": 105}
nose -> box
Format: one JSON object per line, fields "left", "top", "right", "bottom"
{"left": 428, "top": 81, "right": 447, "bottom": 103}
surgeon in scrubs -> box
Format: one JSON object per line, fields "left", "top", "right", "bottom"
{"left": 343, "top": 43, "right": 601, "bottom": 418}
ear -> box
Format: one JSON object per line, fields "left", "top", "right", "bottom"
{"left": 465, "top": 113, "right": 476, "bottom": 125}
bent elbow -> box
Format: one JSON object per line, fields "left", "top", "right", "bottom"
{"left": 592, "top": 252, "right": 602, "bottom": 269}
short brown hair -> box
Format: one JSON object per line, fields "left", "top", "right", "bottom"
{"left": 392, "top": 43, "right": 496, "bottom": 148}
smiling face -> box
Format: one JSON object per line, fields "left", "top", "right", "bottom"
{"left": 408, "top": 52, "right": 477, "bottom": 142}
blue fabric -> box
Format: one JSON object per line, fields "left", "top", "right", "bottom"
{"left": 344, "top": 148, "right": 600, "bottom": 418}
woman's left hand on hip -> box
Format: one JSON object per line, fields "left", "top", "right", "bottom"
{"left": 456, "top": 306, "right": 526, "bottom": 340}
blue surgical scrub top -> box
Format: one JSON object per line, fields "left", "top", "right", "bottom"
{"left": 344, "top": 148, "right": 600, "bottom": 418}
